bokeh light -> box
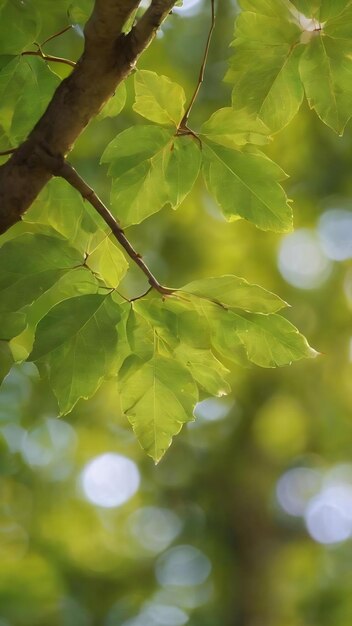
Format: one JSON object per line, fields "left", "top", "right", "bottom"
{"left": 276, "top": 467, "right": 322, "bottom": 517}
{"left": 155, "top": 545, "right": 211, "bottom": 587}
{"left": 193, "top": 397, "right": 234, "bottom": 422}
{"left": 278, "top": 229, "right": 332, "bottom": 289}
{"left": 277, "top": 464, "right": 352, "bottom": 545}
{"left": 80, "top": 453, "right": 140, "bottom": 508}
{"left": 318, "top": 209, "right": 352, "bottom": 261}
{"left": 130, "top": 506, "right": 182, "bottom": 553}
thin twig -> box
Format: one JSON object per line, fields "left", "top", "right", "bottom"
{"left": 0, "top": 148, "right": 16, "bottom": 156}
{"left": 41, "top": 152, "right": 174, "bottom": 296}
{"left": 178, "top": 0, "right": 216, "bottom": 129}
{"left": 130, "top": 286, "right": 153, "bottom": 302}
{"left": 40, "top": 25, "right": 73, "bottom": 47}
{"left": 21, "top": 49, "right": 76, "bottom": 68}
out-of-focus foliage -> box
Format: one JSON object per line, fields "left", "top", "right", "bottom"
{"left": 0, "top": 0, "right": 352, "bottom": 625}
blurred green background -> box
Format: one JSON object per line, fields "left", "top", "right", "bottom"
{"left": 1, "top": 0, "right": 352, "bottom": 624}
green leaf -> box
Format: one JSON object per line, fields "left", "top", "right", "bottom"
{"left": 187, "top": 298, "right": 316, "bottom": 368}
{"left": 0, "top": 56, "right": 60, "bottom": 144}
{"left": 29, "top": 294, "right": 121, "bottom": 414}
{"left": 133, "top": 70, "right": 186, "bottom": 126}
{"left": 299, "top": 33, "right": 352, "bottom": 134}
{"left": 0, "top": 341, "right": 13, "bottom": 384}
{"left": 98, "top": 83, "right": 126, "bottom": 120}
{"left": 101, "top": 126, "right": 200, "bottom": 226}
{"left": 24, "top": 178, "right": 86, "bottom": 242}
{"left": 164, "top": 135, "right": 202, "bottom": 206}
{"left": 0, "top": 0, "right": 39, "bottom": 55}
{"left": 10, "top": 268, "right": 99, "bottom": 361}
{"left": 238, "top": 0, "right": 294, "bottom": 18}
{"left": 227, "top": 7, "right": 304, "bottom": 133}
{"left": 68, "top": 0, "right": 93, "bottom": 24}
{"left": 174, "top": 344, "right": 231, "bottom": 397}
{"left": 119, "top": 353, "right": 198, "bottom": 462}
{"left": 201, "top": 107, "right": 271, "bottom": 148}
{"left": 290, "top": 0, "right": 349, "bottom": 19}
{"left": 85, "top": 233, "right": 128, "bottom": 288}
{"left": 324, "top": 5, "right": 352, "bottom": 38}
{"left": 180, "top": 275, "right": 288, "bottom": 313}
{"left": 202, "top": 141, "right": 292, "bottom": 232}
{"left": 0, "top": 234, "right": 83, "bottom": 340}
{"left": 230, "top": 311, "right": 318, "bottom": 367}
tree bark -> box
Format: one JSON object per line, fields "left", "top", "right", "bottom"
{"left": 0, "top": 0, "right": 177, "bottom": 235}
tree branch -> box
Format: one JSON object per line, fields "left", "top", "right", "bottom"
{"left": 21, "top": 49, "right": 76, "bottom": 68}
{"left": 179, "top": 0, "right": 216, "bottom": 129}
{"left": 40, "top": 151, "right": 174, "bottom": 295}
{"left": 0, "top": 0, "right": 177, "bottom": 235}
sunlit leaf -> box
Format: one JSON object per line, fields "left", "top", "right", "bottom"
{"left": 227, "top": 10, "right": 303, "bottom": 132}
{"left": 119, "top": 353, "right": 198, "bottom": 462}
{"left": 299, "top": 33, "right": 352, "bottom": 134}
{"left": 202, "top": 141, "right": 292, "bottom": 232}
{"left": 230, "top": 311, "right": 318, "bottom": 367}
{"left": 98, "top": 83, "right": 126, "bottom": 119}
{"left": 101, "top": 126, "right": 199, "bottom": 226}
{"left": 29, "top": 294, "right": 121, "bottom": 414}
{"left": 181, "top": 275, "right": 288, "bottom": 313}
{"left": 24, "top": 178, "right": 86, "bottom": 242}
{"left": 174, "top": 344, "right": 231, "bottom": 397}
{"left": 86, "top": 233, "right": 128, "bottom": 288}
{"left": 201, "top": 107, "right": 271, "bottom": 148}
{"left": 133, "top": 70, "right": 186, "bottom": 126}
{"left": 164, "top": 135, "right": 202, "bottom": 206}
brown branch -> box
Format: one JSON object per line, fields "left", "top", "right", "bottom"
{"left": 0, "top": 148, "right": 16, "bottom": 157}
{"left": 42, "top": 152, "right": 174, "bottom": 295}
{"left": 0, "top": 0, "right": 178, "bottom": 235}
{"left": 21, "top": 49, "right": 76, "bottom": 68}
{"left": 179, "top": 0, "right": 216, "bottom": 129}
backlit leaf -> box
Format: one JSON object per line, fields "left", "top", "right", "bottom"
{"left": 101, "top": 125, "right": 200, "bottom": 226}
{"left": 98, "top": 83, "right": 126, "bottom": 120}
{"left": 230, "top": 311, "right": 318, "bottom": 367}
{"left": 202, "top": 141, "right": 292, "bottom": 232}
{"left": 228, "top": 11, "right": 303, "bottom": 132}
{"left": 133, "top": 70, "right": 186, "bottom": 127}
{"left": 201, "top": 107, "right": 271, "bottom": 148}
{"left": 174, "top": 344, "right": 231, "bottom": 397}
{"left": 86, "top": 233, "right": 128, "bottom": 288}
{"left": 119, "top": 353, "right": 198, "bottom": 462}
{"left": 180, "top": 275, "right": 288, "bottom": 313}
{"left": 299, "top": 33, "right": 352, "bottom": 134}
{"left": 29, "top": 294, "right": 121, "bottom": 414}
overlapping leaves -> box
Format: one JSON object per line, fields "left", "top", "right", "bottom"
{"left": 101, "top": 70, "right": 292, "bottom": 232}
{"left": 0, "top": 225, "right": 315, "bottom": 461}
{"left": 227, "top": 0, "right": 352, "bottom": 134}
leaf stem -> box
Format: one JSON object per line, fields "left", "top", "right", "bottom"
{"left": 178, "top": 0, "right": 216, "bottom": 129}
{"left": 41, "top": 152, "right": 174, "bottom": 296}
{"left": 21, "top": 49, "right": 76, "bottom": 68}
